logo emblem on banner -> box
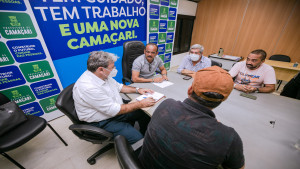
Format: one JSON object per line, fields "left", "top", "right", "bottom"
{"left": 158, "top": 33, "right": 166, "bottom": 44}
{"left": 149, "top": 33, "right": 158, "bottom": 44}
{"left": 0, "top": 42, "right": 14, "bottom": 66}
{"left": 7, "top": 39, "right": 46, "bottom": 63}
{"left": 160, "top": 6, "right": 169, "bottom": 20}
{"left": 19, "top": 61, "right": 54, "bottom": 83}
{"left": 1, "top": 85, "right": 36, "bottom": 106}
{"left": 0, "top": 12, "right": 37, "bottom": 39}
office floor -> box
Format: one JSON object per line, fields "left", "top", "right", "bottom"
{"left": 0, "top": 116, "right": 120, "bottom": 169}
{"left": 0, "top": 67, "right": 287, "bottom": 169}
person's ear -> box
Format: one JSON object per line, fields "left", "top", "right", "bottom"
{"left": 188, "top": 86, "right": 193, "bottom": 95}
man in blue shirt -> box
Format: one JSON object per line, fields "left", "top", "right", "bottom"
{"left": 177, "top": 44, "right": 211, "bottom": 77}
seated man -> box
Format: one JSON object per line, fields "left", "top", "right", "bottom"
{"left": 229, "top": 49, "right": 276, "bottom": 93}
{"left": 132, "top": 43, "right": 168, "bottom": 83}
{"left": 177, "top": 44, "right": 211, "bottom": 77}
{"left": 73, "top": 51, "right": 156, "bottom": 144}
{"left": 139, "top": 66, "right": 245, "bottom": 169}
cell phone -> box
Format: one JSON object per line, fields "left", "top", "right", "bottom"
{"left": 183, "top": 76, "right": 192, "bottom": 80}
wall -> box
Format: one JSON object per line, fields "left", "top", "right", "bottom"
{"left": 171, "top": 0, "right": 198, "bottom": 68}
{"left": 191, "top": 0, "right": 300, "bottom": 63}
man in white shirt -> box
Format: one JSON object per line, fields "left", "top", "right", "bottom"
{"left": 73, "top": 51, "right": 156, "bottom": 144}
{"left": 229, "top": 49, "right": 276, "bottom": 93}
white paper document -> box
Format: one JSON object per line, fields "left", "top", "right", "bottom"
{"left": 153, "top": 81, "right": 174, "bottom": 88}
{"left": 136, "top": 92, "right": 165, "bottom": 102}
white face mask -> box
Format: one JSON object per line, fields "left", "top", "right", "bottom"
{"left": 104, "top": 68, "right": 118, "bottom": 78}
{"left": 190, "top": 54, "right": 200, "bottom": 61}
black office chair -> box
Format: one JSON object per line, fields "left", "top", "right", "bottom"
{"left": 269, "top": 54, "right": 291, "bottom": 62}
{"left": 114, "top": 135, "right": 144, "bottom": 169}
{"left": 269, "top": 54, "right": 291, "bottom": 90}
{"left": 211, "top": 60, "right": 222, "bottom": 67}
{"left": 55, "top": 83, "right": 114, "bottom": 165}
{"left": 280, "top": 72, "right": 300, "bottom": 100}
{"left": 122, "top": 41, "right": 145, "bottom": 84}
{"left": 0, "top": 93, "right": 67, "bottom": 169}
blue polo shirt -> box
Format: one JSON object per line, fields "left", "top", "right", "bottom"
{"left": 177, "top": 55, "right": 212, "bottom": 73}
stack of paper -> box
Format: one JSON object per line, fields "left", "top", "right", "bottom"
{"left": 136, "top": 92, "right": 165, "bottom": 102}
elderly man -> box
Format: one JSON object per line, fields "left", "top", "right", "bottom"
{"left": 139, "top": 66, "right": 245, "bottom": 169}
{"left": 73, "top": 51, "right": 156, "bottom": 144}
{"left": 132, "top": 43, "right": 168, "bottom": 83}
{"left": 177, "top": 44, "right": 212, "bottom": 77}
{"left": 229, "top": 49, "right": 276, "bottom": 93}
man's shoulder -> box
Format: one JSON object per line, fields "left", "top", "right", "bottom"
{"left": 202, "top": 56, "right": 211, "bottom": 62}
{"left": 261, "top": 63, "right": 275, "bottom": 71}
{"left": 134, "top": 54, "right": 145, "bottom": 62}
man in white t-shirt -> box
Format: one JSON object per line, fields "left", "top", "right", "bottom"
{"left": 229, "top": 49, "right": 276, "bottom": 93}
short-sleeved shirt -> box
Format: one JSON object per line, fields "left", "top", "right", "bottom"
{"left": 229, "top": 61, "right": 276, "bottom": 88}
{"left": 139, "top": 98, "right": 245, "bottom": 169}
{"left": 132, "top": 54, "right": 164, "bottom": 79}
{"left": 177, "top": 55, "right": 212, "bottom": 73}
{"left": 73, "top": 70, "right": 123, "bottom": 122}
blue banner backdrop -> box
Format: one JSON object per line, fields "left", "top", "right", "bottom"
{"left": 29, "top": 0, "right": 147, "bottom": 87}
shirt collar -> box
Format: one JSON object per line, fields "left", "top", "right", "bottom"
{"left": 86, "top": 70, "right": 105, "bottom": 85}
{"left": 183, "top": 98, "right": 216, "bottom": 118}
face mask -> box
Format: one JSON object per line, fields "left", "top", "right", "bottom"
{"left": 104, "top": 68, "right": 118, "bottom": 78}
{"left": 190, "top": 54, "right": 200, "bottom": 61}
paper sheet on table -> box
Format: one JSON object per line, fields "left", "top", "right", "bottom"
{"left": 136, "top": 92, "right": 165, "bottom": 102}
{"left": 153, "top": 81, "right": 174, "bottom": 88}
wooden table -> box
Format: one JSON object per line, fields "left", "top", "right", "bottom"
{"left": 265, "top": 60, "right": 300, "bottom": 82}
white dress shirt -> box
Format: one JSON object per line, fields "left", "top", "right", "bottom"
{"left": 73, "top": 70, "right": 124, "bottom": 122}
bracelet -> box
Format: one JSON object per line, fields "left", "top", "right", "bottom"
{"left": 152, "top": 78, "right": 154, "bottom": 82}
{"left": 135, "top": 87, "right": 140, "bottom": 93}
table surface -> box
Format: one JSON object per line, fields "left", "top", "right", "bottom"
{"left": 265, "top": 60, "right": 300, "bottom": 71}
{"left": 127, "top": 71, "right": 300, "bottom": 169}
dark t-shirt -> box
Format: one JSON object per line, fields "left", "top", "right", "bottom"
{"left": 139, "top": 98, "right": 244, "bottom": 169}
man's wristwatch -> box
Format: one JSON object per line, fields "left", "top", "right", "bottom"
{"left": 136, "top": 87, "right": 140, "bottom": 93}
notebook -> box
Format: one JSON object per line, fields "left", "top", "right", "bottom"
{"left": 136, "top": 92, "right": 165, "bottom": 102}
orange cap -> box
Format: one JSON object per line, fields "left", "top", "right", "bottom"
{"left": 192, "top": 66, "right": 234, "bottom": 101}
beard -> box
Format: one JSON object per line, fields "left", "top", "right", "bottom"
{"left": 246, "top": 63, "right": 260, "bottom": 70}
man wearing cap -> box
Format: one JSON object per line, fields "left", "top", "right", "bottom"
{"left": 177, "top": 44, "right": 212, "bottom": 77}
{"left": 229, "top": 49, "right": 276, "bottom": 93}
{"left": 139, "top": 66, "right": 245, "bottom": 169}
{"left": 132, "top": 43, "right": 168, "bottom": 83}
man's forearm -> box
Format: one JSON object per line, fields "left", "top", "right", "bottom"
{"left": 132, "top": 76, "right": 153, "bottom": 83}
{"left": 258, "top": 85, "right": 275, "bottom": 93}
{"left": 182, "top": 69, "right": 195, "bottom": 76}
{"left": 118, "top": 102, "right": 141, "bottom": 115}
{"left": 120, "top": 85, "right": 137, "bottom": 93}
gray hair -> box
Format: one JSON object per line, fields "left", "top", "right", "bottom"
{"left": 87, "top": 51, "right": 118, "bottom": 72}
{"left": 190, "top": 44, "right": 204, "bottom": 53}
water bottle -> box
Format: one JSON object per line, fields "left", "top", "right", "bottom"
{"left": 218, "top": 48, "right": 224, "bottom": 57}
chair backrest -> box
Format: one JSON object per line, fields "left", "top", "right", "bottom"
{"left": 211, "top": 60, "right": 222, "bottom": 67}
{"left": 280, "top": 72, "right": 300, "bottom": 100}
{"left": 122, "top": 41, "right": 145, "bottom": 82}
{"left": 0, "top": 93, "right": 11, "bottom": 105}
{"left": 55, "top": 83, "right": 81, "bottom": 124}
{"left": 114, "top": 135, "right": 144, "bottom": 169}
{"left": 269, "top": 55, "right": 291, "bottom": 62}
